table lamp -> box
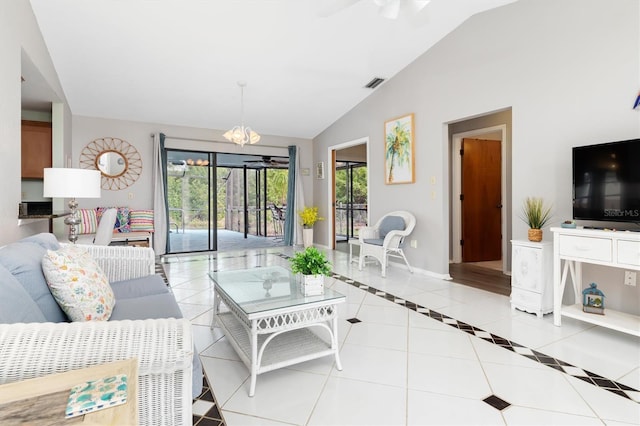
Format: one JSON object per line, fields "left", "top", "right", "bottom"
{"left": 43, "top": 168, "right": 101, "bottom": 243}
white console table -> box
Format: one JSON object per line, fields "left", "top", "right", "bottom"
{"left": 551, "top": 227, "right": 640, "bottom": 337}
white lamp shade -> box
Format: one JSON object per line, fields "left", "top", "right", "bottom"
{"left": 43, "top": 168, "right": 102, "bottom": 199}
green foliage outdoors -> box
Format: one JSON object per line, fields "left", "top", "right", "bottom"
{"left": 289, "top": 247, "right": 332, "bottom": 276}
{"left": 167, "top": 162, "right": 289, "bottom": 230}
{"left": 335, "top": 165, "right": 367, "bottom": 204}
{"left": 520, "top": 197, "right": 553, "bottom": 229}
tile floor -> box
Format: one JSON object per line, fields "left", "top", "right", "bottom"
{"left": 162, "top": 247, "right": 640, "bottom": 426}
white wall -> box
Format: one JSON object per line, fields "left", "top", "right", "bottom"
{"left": 312, "top": 0, "right": 640, "bottom": 281}
{"left": 0, "top": 0, "right": 72, "bottom": 245}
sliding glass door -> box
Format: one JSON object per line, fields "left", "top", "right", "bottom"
{"left": 165, "top": 150, "right": 289, "bottom": 254}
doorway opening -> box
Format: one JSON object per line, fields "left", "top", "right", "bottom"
{"left": 449, "top": 115, "right": 511, "bottom": 295}
{"left": 328, "top": 138, "right": 369, "bottom": 251}
{"left": 165, "top": 150, "right": 289, "bottom": 254}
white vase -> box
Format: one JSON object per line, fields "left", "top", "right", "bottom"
{"left": 299, "top": 274, "right": 325, "bottom": 296}
{"left": 303, "top": 228, "right": 313, "bottom": 248}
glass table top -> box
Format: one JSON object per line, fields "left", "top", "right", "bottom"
{"left": 208, "top": 266, "right": 345, "bottom": 315}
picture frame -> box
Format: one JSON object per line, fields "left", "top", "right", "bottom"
{"left": 384, "top": 113, "right": 415, "bottom": 184}
{"left": 316, "top": 162, "right": 325, "bottom": 179}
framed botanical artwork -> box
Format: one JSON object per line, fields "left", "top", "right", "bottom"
{"left": 384, "top": 113, "right": 415, "bottom": 184}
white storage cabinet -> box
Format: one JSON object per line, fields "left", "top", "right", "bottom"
{"left": 510, "top": 240, "right": 553, "bottom": 317}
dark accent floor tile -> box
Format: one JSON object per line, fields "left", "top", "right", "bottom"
{"left": 483, "top": 395, "right": 511, "bottom": 411}
{"left": 347, "top": 317, "right": 362, "bottom": 324}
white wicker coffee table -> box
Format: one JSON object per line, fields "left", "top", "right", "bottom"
{"left": 209, "top": 266, "right": 345, "bottom": 396}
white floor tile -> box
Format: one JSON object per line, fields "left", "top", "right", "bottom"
{"left": 566, "top": 375, "right": 640, "bottom": 424}
{"left": 408, "top": 352, "right": 492, "bottom": 399}
{"left": 222, "top": 368, "right": 327, "bottom": 425}
{"left": 408, "top": 327, "right": 477, "bottom": 360}
{"left": 407, "top": 389, "right": 504, "bottom": 425}
{"left": 539, "top": 327, "right": 640, "bottom": 381}
{"left": 222, "top": 411, "right": 292, "bottom": 426}
{"left": 200, "top": 356, "right": 250, "bottom": 406}
{"left": 344, "top": 321, "right": 408, "bottom": 351}
{"left": 356, "top": 303, "right": 408, "bottom": 327}
{"left": 481, "top": 362, "right": 595, "bottom": 417}
{"left": 308, "top": 377, "right": 407, "bottom": 426}
{"left": 502, "top": 405, "right": 602, "bottom": 425}
{"left": 331, "top": 343, "right": 407, "bottom": 387}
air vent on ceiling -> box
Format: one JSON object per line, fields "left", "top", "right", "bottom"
{"left": 364, "top": 77, "right": 385, "bottom": 89}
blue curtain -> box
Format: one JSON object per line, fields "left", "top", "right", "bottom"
{"left": 160, "top": 133, "right": 170, "bottom": 253}
{"left": 284, "top": 145, "right": 296, "bottom": 245}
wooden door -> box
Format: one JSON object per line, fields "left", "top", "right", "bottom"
{"left": 21, "top": 120, "right": 52, "bottom": 179}
{"left": 461, "top": 138, "right": 501, "bottom": 262}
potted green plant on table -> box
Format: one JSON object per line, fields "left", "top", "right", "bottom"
{"left": 520, "top": 197, "right": 553, "bottom": 242}
{"left": 299, "top": 206, "right": 323, "bottom": 248}
{"left": 289, "top": 246, "right": 332, "bottom": 296}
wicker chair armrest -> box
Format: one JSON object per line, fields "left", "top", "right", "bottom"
{"left": 358, "top": 226, "right": 379, "bottom": 241}
{"left": 62, "top": 243, "right": 156, "bottom": 282}
{"left": 0, "top": 318, "right": 193, "bottom": 425}
{"left": 383, "top": 229, "right": 408, "bottom": 249}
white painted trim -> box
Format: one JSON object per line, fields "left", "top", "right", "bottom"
{"left": 451, "top": 125, "right": 508, "bottom": 273}
{"left": 326, "top": 137, "right": 370, "bottom": 248}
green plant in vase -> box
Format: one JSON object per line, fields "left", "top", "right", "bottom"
{"left": 520, "top": 197, "right": 552, "bottom": 242}
{"left": 289, "top": 247, "right": 331, "bottom": 276}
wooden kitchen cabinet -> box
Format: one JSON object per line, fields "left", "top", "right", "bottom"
{"left": 21, "top": 120, "right": 52, "bottom": 179}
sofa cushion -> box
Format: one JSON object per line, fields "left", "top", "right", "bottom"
{"left": 129, "top": 209, "right": 154, "bottom": 232}
{"left": 0, "top": 240, "right": 67, "bottom": 322}
{"left": 378, "top": 215, "right": 405, "bottom": 238}
{"left": 21, "top": 232, "right": 61, "bottom": 251}
{"left": 0, "top": 263, "right": 47, "bottom": 323}
{"left": 109, "top": 292, "right": 182, "bottom": 321}
{"left": 110, "top": 274, "right": 169, "bottom": 300}
{"left": 42, "top": 245, "right": 115, "bottom": 321}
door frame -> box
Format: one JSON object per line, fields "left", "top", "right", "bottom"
{"left": 451, "top": 125, "right": 507, "bottom": 272}
{"left": 327, "top": 136, "right": 370, "bottom": 250}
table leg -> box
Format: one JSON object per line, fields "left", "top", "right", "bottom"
{"left": 211, "top": 288, "right": 221, "bottom": 330}
{"left": 249, "top": 320, "right": 258, "bottom": 397}
{"left": 332, "top": 314, "right": 343, "bottom": 371}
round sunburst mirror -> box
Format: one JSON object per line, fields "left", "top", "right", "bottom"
{"left": 80, "top": 137, "right": 142, "bottom": 190}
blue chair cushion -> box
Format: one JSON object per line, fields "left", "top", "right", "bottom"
{"left": 363, "top": 238, "right": 384, "bottom": 246}
{"left": 378, "top": 215, "right": 405, "bottom": 238}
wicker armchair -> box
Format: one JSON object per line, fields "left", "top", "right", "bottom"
{"left": 358, "top": 211, "right": 416, "bottom": 277}
{"left": 0, "top": 244, "right": 194, "bottom": 426}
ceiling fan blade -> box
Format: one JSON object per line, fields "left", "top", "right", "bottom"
{"left": 317, "top": 0, "right": 361, "bottom": 18}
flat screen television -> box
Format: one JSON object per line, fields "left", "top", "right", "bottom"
{"left": 573, "top": 138, "right": 640, "bottom": 223}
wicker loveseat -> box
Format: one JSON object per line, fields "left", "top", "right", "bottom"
{"left": 0, "top": 233, "right": 199, "bottom": 425}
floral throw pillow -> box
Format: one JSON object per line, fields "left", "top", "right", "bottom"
{"left": 42, "top": 245, "right": 115, "bottom": 321}
{"left": 97, "top": 207, "right": 131, "bottom": 233}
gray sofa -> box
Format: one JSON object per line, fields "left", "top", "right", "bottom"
{"left": 0, "top": 233, "right": 202, "bottom": 425}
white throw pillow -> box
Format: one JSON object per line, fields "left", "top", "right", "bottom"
{"left": 42, "top": 245, "right": 115, "bottom": 321}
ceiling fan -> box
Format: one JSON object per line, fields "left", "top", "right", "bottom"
{"left": 319, "top": 0, "right": 431, "bottom": 22}
{"left": 244, "top": 156, "right": 289, "bottom": 168}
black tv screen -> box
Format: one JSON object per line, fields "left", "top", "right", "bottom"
{"left": 573, "top": 139, "right": 640, "bottom": 223}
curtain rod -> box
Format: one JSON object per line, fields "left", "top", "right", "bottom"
{"left": 151, "top": 134, "right": 287, "bottom": 150}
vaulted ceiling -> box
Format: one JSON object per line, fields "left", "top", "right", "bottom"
{"left": 27, "top": 0, "right": 517, "bottom": 139}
